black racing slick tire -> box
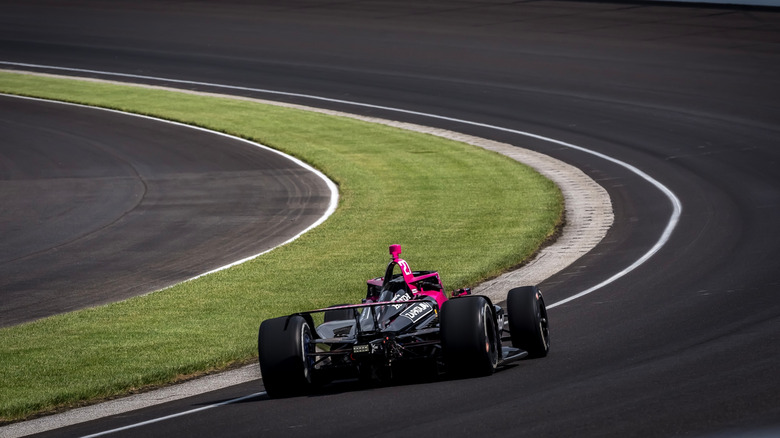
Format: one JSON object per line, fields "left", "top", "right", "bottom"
{"left": 441, "top": 296, "right": 499, "bottom": 377}
{"left": 507, "top": 286, "right": 550, "bottom": 358}
{"left": 257, "top": 315, "right": 314, "bottom": 398}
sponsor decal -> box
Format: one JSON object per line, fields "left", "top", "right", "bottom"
{"left": 400, "top": 302, "right": 433, "bottom": 323}
{"left": 391, "top": 292, "right": 411, "bottom": 309}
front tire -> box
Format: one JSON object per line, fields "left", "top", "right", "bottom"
{"left": 258, "top": 315, "right": 314, "bottom": 398}
{"left": 441, "top": 296, "right": 499, "bottom": 377}
{"left": 507, "top": 286, "right": 550, "bottom": 358}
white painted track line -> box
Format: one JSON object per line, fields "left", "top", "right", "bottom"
{"left": 0, "top": 92, "right": 340, "bottom": 287}
{"left": 79, "top": 392, "right": 266, "bottom": 438}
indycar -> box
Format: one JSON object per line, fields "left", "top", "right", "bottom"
{"left": 257, "top": 244, "right": 549, "bottom": 398}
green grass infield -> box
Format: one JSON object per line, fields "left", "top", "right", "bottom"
{"left": 0, "top": 71, "right": 563, "bottom": 422}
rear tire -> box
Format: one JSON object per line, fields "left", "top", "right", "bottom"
{"left": 507, "top": 286, "right": 550, "bottom": 358}
{"left": 257, "top": 315, "right": 314, "bottom": 398}
{"left": 441, "top": 296, "right": 499, "bottom": 377}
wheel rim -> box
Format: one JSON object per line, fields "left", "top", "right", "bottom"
{"left": 483, "top": 304, "right": 498, "bottom": 367}
{"left": 301, "top": 324, "right": 313, "bottom": 383}
{"left": 537, "top": 296, "right": 550, "bottom": 351}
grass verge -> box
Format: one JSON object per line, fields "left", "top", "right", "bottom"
{"left": 0, "top": 71, "right": 563, "bottom": 423}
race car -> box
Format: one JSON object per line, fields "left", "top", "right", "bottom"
{"left": 257, "top": 244, "right": 549, "bottom": 398}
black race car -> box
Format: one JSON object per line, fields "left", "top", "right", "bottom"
{"left": 257, "top": 245, "right": 549, "bottom": 397}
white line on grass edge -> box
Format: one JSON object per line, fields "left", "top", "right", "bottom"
{"left": 0, "top": 92, "right": 340, "bottom": 287}
{"left": 0, "top": 62, "right": 681, "bottom": 437}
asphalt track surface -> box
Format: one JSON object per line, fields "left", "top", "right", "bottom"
{"left": 1, "top": 0, "right": 779, "bottom": 437}
{"left": 0, "top": 95, "right": 333, "bottom": 327}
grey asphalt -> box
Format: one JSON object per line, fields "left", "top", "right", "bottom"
{"left": 0, "top": 95, "right": 332, "bottom": 327}
{"left": 0, "top": 0, "right": 778, "bottom": 437}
